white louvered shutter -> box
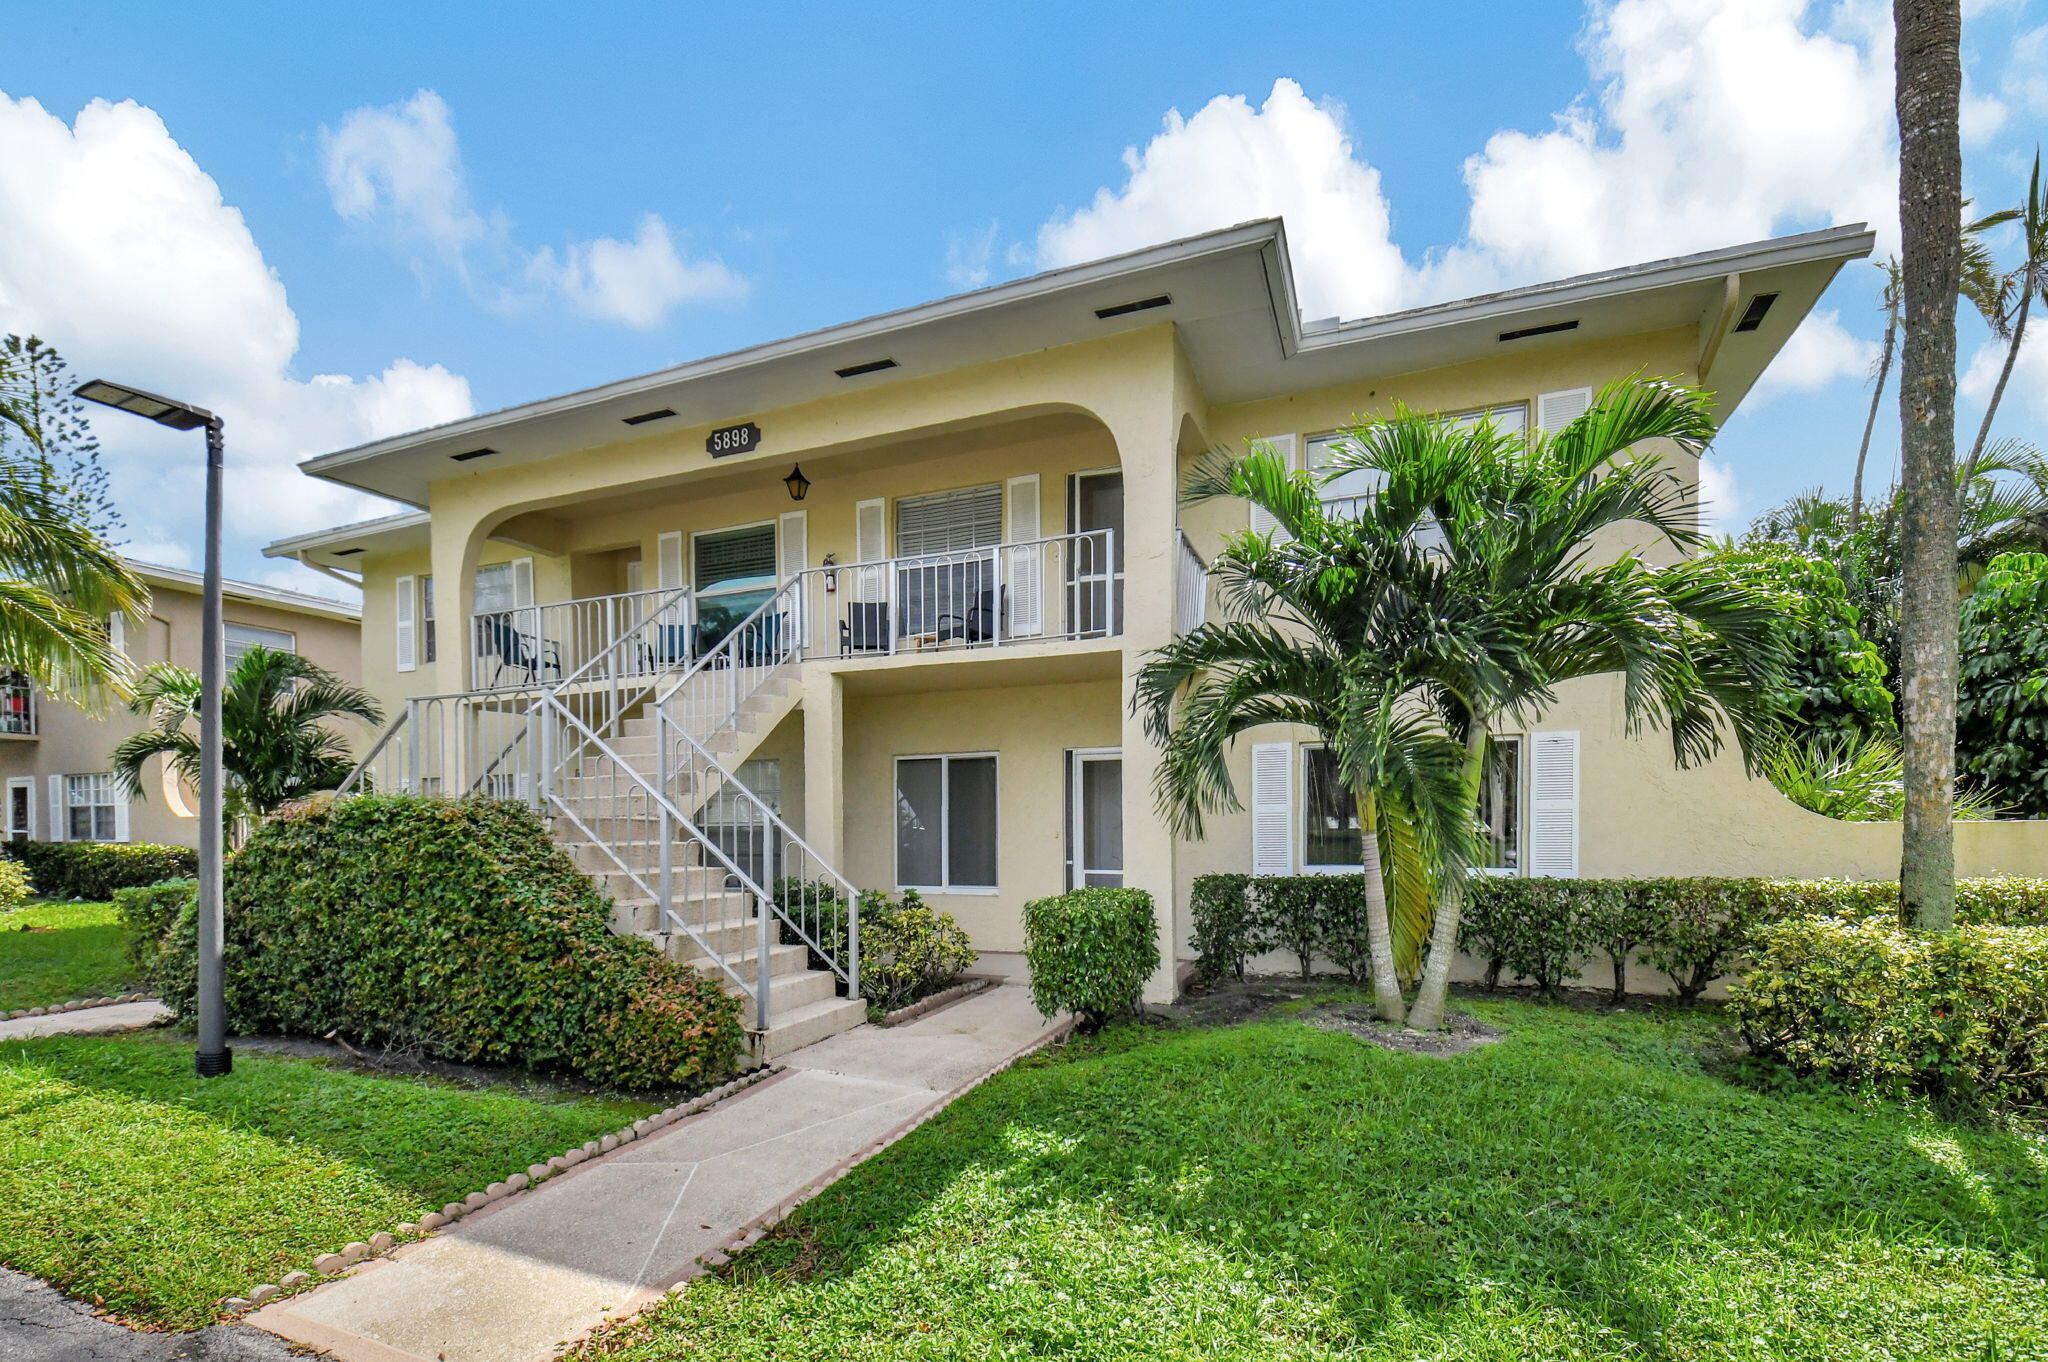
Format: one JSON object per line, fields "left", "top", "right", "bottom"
{"left": 394, "top": 575, "right": 417, "bottom": 673}
{"left": 1537, "top": 387, "right": 1593, "bottom": 434}
{"left": 1250, "top": 741, "right": 1293, "bottom": 876}
{"left": 47, "top": 775, "right": 65, "bottom": 842}
{"left": 854, "top": 498, "right": 887, "bottom": 599}
{"left": 112, "top": 786, "right": 130, "bottom": 843}
{"left": 1006, "top": 474, "right": 1042, "bottom": 636}
{"left": 1527, "top": 730, "right": 1580, "bottom": 877}
{"left": 778, "top": 510, "right": 808, "bottom": 644}
{"left": 511, "top": 557, "right": 535, "bottom": 607}
{"left": 1249, "top": 433, "right": 1298, "bottom": 539}
{"left": 657, "top": 532, "right": 684, "bottom": 589}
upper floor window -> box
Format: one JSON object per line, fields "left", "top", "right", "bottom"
{"left": 474, "top": 562, "right": 518, "bottom": 616}
{"left": 225, "top": 622, "right": 296, "bottom": 669}
{"left": 419, "top": 575, "right": 437, "bottom": 665}
{"left": 0, "top": 674, "right": 33, "bottom": 737}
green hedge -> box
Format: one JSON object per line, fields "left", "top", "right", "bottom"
{"left": 770, "top": 881, "right": 977, "bottom": 1013}
{"left": 112, "top": 877, "right": 195, "bottom": 974}
{"left": 140, "top": 796, "right": 743, "bottom": 1091}
{"left": 1023, "top": 888, "right": 1158, "bottom": 1027}
{"left": 1191, "top": 872, "right": 2048, "bottom": 999}
{"left": 1732, "top": 916, "right": 2048, "bottom": 1114}
{"left": 4, "top": 841, "right": 197, "bottom": 900}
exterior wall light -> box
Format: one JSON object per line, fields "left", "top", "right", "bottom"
{"left": 784, "top": 464, "right": 811, "bottom": 501}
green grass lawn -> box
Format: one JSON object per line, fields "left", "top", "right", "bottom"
{"left": 578, "top": 996, "right": 2048, "bottom": 1362}
{"left": 0, "top": 1031, "right": 657, "bottom": 1327}
{"left": 0, "top": 899, "right": 134, "bottom": 1012}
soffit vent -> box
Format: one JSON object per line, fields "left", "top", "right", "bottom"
{"left": 449, "top": 447, "right": 498, "bottom": 462}
{"left": 1094, "top": 294, "right": 1172, "bottom": 320}
{"left": 834, "top": 358, "right": 898, "bottom": 378}
{"left": 621, "top": 408, "right": 677, "bottom": 426}
{"left": 1498, "top": 319, "right": 1580, "bottom": 343}
{"left": 1733, "top": 293, "right": 1779, "bottom": 332}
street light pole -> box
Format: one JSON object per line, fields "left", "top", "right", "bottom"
{"left": 72, "top": 379, "right": 232, "bottom": 1078}
{"left": 194, "top": 414, "right": 229, "bottom": 1076}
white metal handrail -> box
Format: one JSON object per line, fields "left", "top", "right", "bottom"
{"left": 470, "top": 585, "right": 695, "bottom": 692}
{"left": 1175, "top": 529, "right": 1208, "bottom": 634}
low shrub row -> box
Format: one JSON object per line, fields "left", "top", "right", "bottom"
{"left": 1023, "top": 887, "right": 1159, "bottom": 1028}
{"left": 4, "top": 841, "right": 197, "bottom": 900}
{"left": 1732, "top": 916, "right": 2048, "bottom": 1114}
{"left": 131, "top": 796, "right": 744, "bottom": 1091}
{"left": 1190, "top": 872, "right": 2048, "bottom": 999}
{"left": 771, "top": 881, "right": 978, "bottom": 1014}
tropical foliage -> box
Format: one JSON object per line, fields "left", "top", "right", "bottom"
{"left": 1712, "top": 545, "right": 1894, "bottom": 744}
{"left": 112, "top": 645, "right": 381, "bottom": 837}
{"left": 1957, "top": 550, "right": 2048, "bottom": 816}
{"left": 1761, "top": 731, "right": 2003, "bottom": 822}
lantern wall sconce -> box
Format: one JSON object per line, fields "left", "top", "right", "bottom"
{"left": 783, "top": 464, "right": 810, "bottom": 501}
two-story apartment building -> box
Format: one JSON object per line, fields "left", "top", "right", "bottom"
{"left": 264, "top": 218, "right": 2047, "bottom": 1055}
{"left": 0, "top": 561, "right": 362, "bottom": 849}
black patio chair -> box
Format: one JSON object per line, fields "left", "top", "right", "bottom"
{"left": 736, "top": 611, "right": 787, "bottom": 668}
{"left": 839, "top": 601, "right": 891, "bottom": 655}
{"left": 937, "top": 586, "right": 1003, "bottom": 644}
{"left": 637, "top": 622, "right": 694, "bottom": 673}
{"left": 476, "top": 613, "right": 562, "bottom": 688}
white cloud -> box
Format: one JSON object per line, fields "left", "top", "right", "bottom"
{"left": 1035, "top": 78, "right": 1413, "bottom": 319}
{"left": 525, "top": 214, "right": 745, "bottom": 330}
{"left": 322, "top": 90, "right": 743, "bottom": 329}
{"left": 1697, "top": 454, "right": 1745, "bottom": 535}
{"left": 1031, "top": 2, "right": 1898, "bottom": 321}
{"left": 946, "top": 221, "right": 1001, "bottom": 290}
{"left": 1749, "top": 309, "right": 1880, "bottom": 402}
{"left": 0, "top": 91, "right": 469, "bottom": 553}
{"left": 1961, "top": 329, "right": 2048, "bottom": 425}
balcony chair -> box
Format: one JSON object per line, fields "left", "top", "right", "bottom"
{"left": 636, "top": 622, "right": 695, "bottom": 673}
{"left": 937, "top": 586, "right": 1004, "bottom": 644}
{"left": 736, "top": 611, "right": 787, "bottom": 668}
{"left": 839, "top": 601, "right": 891, "bottom": 655}
{"left": 476, "top": 613, "right": 562, "bottom": 689}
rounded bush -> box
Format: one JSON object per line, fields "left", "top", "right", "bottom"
{"left": 142, "top": 795, "right": 744, "bottom": 1090}
{"left": 0, "top": 857, "right": 30, "bottom": 910}
{"left": 1023, "top": 888, "right": 1158, "bottom": 1027}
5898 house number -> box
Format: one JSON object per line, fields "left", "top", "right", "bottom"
{"left": 706, "top": 422, "right": 761, "bottom": 457}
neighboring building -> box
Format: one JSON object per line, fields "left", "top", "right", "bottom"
{"left": 264, "top": 218, "right": 2045, "bottom": 1051}
{"left": 0, "top": 562, "right": 362, "bottom": 849}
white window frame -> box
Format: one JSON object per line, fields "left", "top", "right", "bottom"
{"left": 63, "top": 772, "right": 123, "bottom": 844}
{"left": 6, "top": 776, "right": 34, "bottom": 841}
{"left": 1476, "top": 733, "right": 1528, "bottom": 878}
{"left": 1298, "top": 742, "right": 1366, "bottom": 875}
{"left": 419, "top": 574, "right": 437, "bottom": 665}
{"left": 893, "top": 751, "right": 999, "bottom": 894}
{"left": 689, "top": 518, "right": 780, "bottom": 605}
{"left": 224, "top": 621, "right": 297, "bottom": 669}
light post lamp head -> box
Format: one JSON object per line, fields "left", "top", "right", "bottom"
{"left": 74, "top": 379, "right": 216, "bottom": 432}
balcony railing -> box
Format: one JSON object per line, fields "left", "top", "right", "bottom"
{"left": 0, "top": 676, "right": 35, "bottom": 736}
{"left": 469, "top": 585, "right": 693, "bottom": 692}
{"left": 1175, "top": 529, "right": 1207, "bottom": 634}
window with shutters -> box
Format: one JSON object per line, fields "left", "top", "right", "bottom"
{"left": 419, "top": 575, "right": 437, "bottom": 664}
{"left": 1300, "top": 745, "right": 1363, "bottom": 871}
{"left": 693, "top": 522, "right": 778, "bottom": 646}
{"left": 895, "top": 753, "right": 997, "bottom": 891}
{"left": 894, "top": 486, "right": 1001, "bottom": 637}
{"left": 224, "top": 622, "right": 296, "bottom": 669}
{"left": 65, "top": 773, "right": 119, "bottom": 843}
{"left": 1478, "top": 736, "right": 1525, "bottom": 874}
{"left": 473, "top": 562, "right": 517, "bottom": 615}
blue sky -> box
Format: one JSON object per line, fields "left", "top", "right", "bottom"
{"left": 2, "top": 0, "right": 2044, "bottom": 595}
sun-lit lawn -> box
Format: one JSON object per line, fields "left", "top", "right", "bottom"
{"left": 577, "top": 995, "right": 2048, "bottom": 1362}
{"left": 0, "top": 899, "right": 134, "bottom": 1012}
{"left": 0, "top": 1031, "right": 657, "bottom": 1327}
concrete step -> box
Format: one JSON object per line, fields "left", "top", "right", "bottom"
{"left": 751, "top": 995, "right": 868, "bottom": 1061}
{"left": 633, "top": 916, "right": 772, "bottom": 959}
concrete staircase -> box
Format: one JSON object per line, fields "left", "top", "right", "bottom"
{"left": 549, "top": 676, "right": 864, "bottom": 1061}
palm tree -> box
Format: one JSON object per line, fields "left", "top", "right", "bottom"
{"left": 1135, "top": 447, "right": 1494, "bottom": 1023}
{"left": 113, "top": 646, "right": 382, "bottom": 838}
{"left": 1850, "top": 258, "right": 1901, "bottom": 536}
{"left": 1893, "top": 0, "right": 1965, "bottom": 930}
{"left": 1959, "top": 151, "right": 2045, "bottom": 483}
{"left": 1324, "top": 379, "right": 1788, "bottom": 1029}
{"left": 0, "top": 352, "right": 146, "bottom": 708}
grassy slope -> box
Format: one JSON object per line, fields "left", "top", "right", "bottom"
{"left": 0, "top": 900, "right": 134, "bottom": 1012}
{"left": 580, "top": 998, "right": 2048, "bottom": 1362}
{"left": 0, "top": 1032, "right": 656, "bottom": 1327}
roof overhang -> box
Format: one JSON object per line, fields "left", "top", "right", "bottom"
{"left": 281, "top": 218, "right": 1873, "bottom": 515}
{"left": 128, "top": 559, "right": 361, "bottom": 621}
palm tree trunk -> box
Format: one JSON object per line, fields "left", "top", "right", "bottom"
{"left": 1960, "top": 277, "right": 2032, "bottom": 483}
{"left": 1352, "top": 782, "right": 1407, "bottom": 1023}
{"left": 1404, "top": 723, "right": 1488, "bottom": 1031}
{"left": 1851, "top": 312, "right": 1898, "bottom": 535}
{"left": 1894, "top": 0, "right": 1963, "bottom": 931}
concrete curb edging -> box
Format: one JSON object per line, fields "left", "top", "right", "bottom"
{"left": 3, "top": 992, "right": 152, "bottom": 1021}
{"left": 215, "top": 1062, "right": 781, "bottom": 1317}
{"left": 875, "top": 977, "right": 996, "bottom": 1027}
{"left": 567, "top": 1011, "right": 1081, "bottom": 1350}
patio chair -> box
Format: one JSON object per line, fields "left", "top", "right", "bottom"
{"left": 637, "top": 622, "right": 694, "bottom": 672}
{"left": 839, "top": 601, "right": 891, "bottom": 655}
{"left": 937, "top": 586, "right": 1003, "bottom": 644}
{"left": 476, "top": 613, "right": 562, "bottom": 688}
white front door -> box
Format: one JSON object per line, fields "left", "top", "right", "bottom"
{"left": 1068, "top": 748, "right": 1123, "bottom": 889}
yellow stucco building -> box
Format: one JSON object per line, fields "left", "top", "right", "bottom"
{"left": 266, "top": 219, "right": 2045, "bottom": 1055}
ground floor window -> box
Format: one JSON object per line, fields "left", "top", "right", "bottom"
{"left": 895, "top": 753, "right": 997, "bottom": 890}
{"left": 1301, "top": 745, "right": 1362, "bottom": 870}
{"left": 1479, "top": 735, "right": 1524, "bottom": 874}
{"left": 65, "top": 773, "right": 120, "bottom": 842}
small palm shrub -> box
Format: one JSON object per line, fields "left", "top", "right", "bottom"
{"left": 1023, "top": 888, "right": 1158, "bottom": 1028}
{"left": 1732, "top": 916, "right": 2048, "bottom": 1114}
{"left": 1762, "top": 732, "right": 2004, "bottom": 821}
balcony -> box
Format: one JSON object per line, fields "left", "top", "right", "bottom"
{"left": 466, "top": 529, "right": 1120, "bottom": 693}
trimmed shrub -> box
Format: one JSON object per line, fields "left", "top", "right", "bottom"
{"left": 1257, "top": 876, "right": 1326, "bottom": 981}
{"left": 0, "top": 857, "right": 30, "bottom": 910}
{"left": 112, "top": 877, "right": 196, "bottom": 974}
{"left": 1576, "top": 881, "right": 1653, "bottom": 1003}
{"left": 5, "top": 841, "right": 197, "bottom": 900}
{"left": 1460, "top": 878, "right": 1596, "bottom": 997}
{"left": 145, "top": 795, "right": 744, "bottom": 1090}
{"left": 1638, "top": 878, "right": 1777, "bottom": 1001}
{"left": 858, "top": 889, "right": 977, "bottom": 1012}
{"left": 1023, "top": 887, "right": 1158, "bottom": 1027}
{"left": 1189, "top": 873, "right": 1257, "bottom": 982}
{"left": 1732, "top": 916, "right": 2048, "bottom": 1114}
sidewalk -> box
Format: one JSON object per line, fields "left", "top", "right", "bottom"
{"left": 249, "top": 984, "right": 1065, "bottom": 1362}
{"left": 0, "top": 999, "right": 169, "bottom": 1041}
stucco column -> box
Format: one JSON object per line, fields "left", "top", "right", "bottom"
{"left": 801, "top": 667, "right": 846, "bottom": 869}
{"left": 427, "top": 505, "right": 489, "bottom": 698}
{"left": 1104, "top": 402, "right": 1184, "bottom": 1004}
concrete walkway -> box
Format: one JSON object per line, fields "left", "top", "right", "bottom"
{"left": 250, "top": 984, "right": 1064, "bottom": 1362}
{"left": 0, "top": 999, "right": 169, "bottom": 1041}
